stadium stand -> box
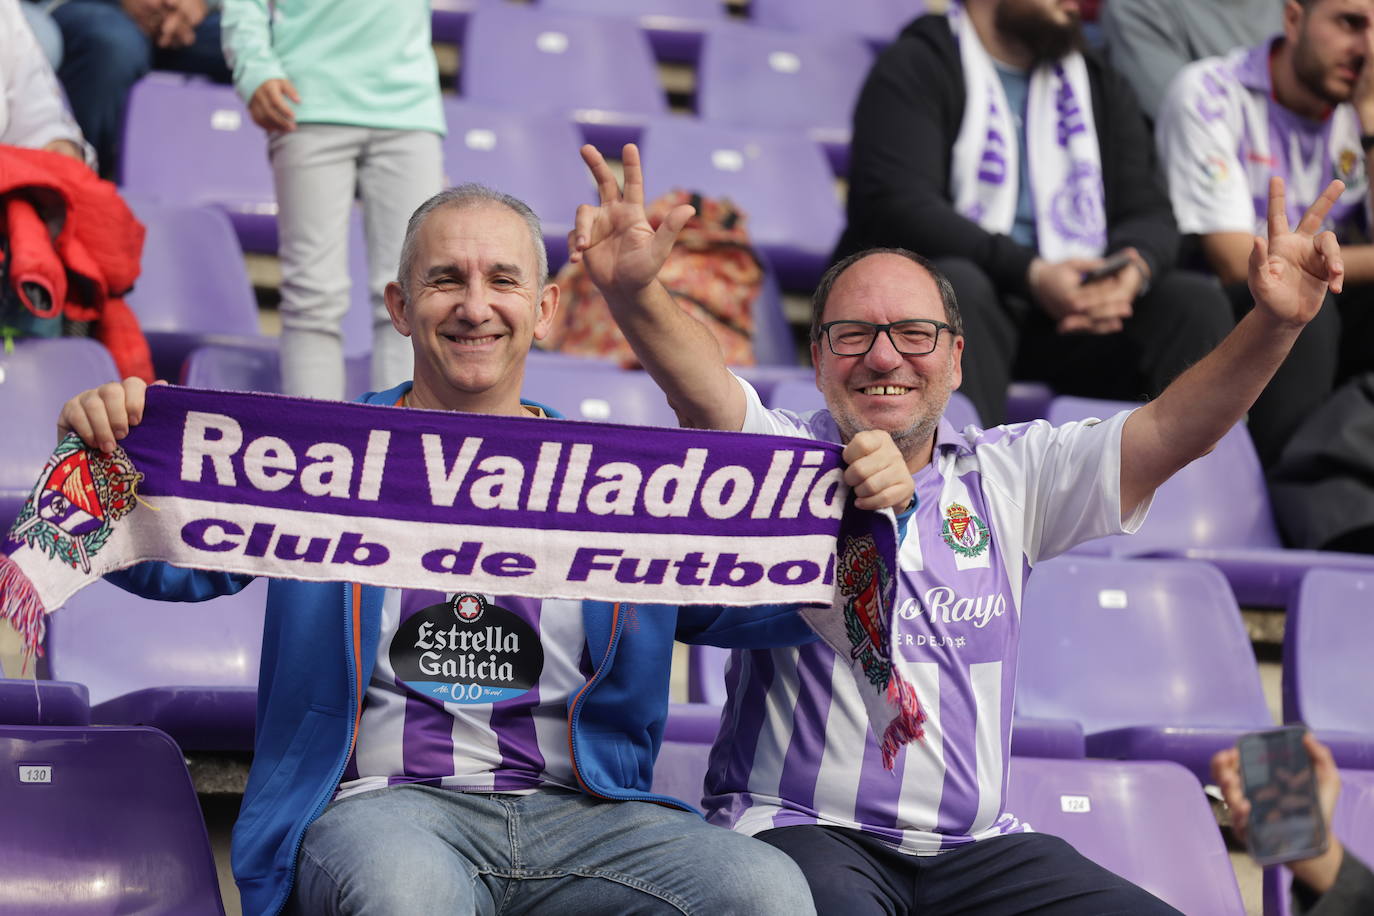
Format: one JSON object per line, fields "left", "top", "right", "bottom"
{"left": 696, "top": 22, "right": 874, "bottom": 175}
{"left": 460, "top": 4, "right": 668, "bottom": 153}
{"left": 1018, "top": 556, "right": 1275, "bottom": 781}
{"left": 1262, "top": 768, "right": 1374, "bottom": 916}
{"left": 519, "top": 353, "right": 681, "bottom": 425}
{"left": 1006, "top": 757, "right": 1247, "bottom": 915}
{"left": 638, "top": 117, "right": 842, "bottom": 291}
{"left": 1049, "top": 396, "right": 1374, "bottom": 607}
{"left": 0, "top": 724, "right": 225, "bottom": 914}
{"left": 539, "top": 0, "right": 729, "bottom": 63}
{"left": 750, "top": 0, "right": 928, "bottom": 46}
{"left": 0, "top": 339, "right": 120, "bottom": 533}
{"left": 43, "top": 577, "right": 269, "bottom": 752}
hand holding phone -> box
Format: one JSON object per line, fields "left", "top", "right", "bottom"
{"left": 1237, "top": 726, "right": 1329, "bottom": 866}
{"left": 1079, "top": 251, "right": 1135, "bottom": 285}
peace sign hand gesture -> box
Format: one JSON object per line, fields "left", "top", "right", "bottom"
{"left": 1249, "top": 177, "right": 1345, "bottom": 328}
{"left": 568, "top": 144, "right": 696, "bottom": 300}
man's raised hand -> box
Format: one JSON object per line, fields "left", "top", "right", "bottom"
{"left": 568, "top": 144, "right": 695, "bottom": 300}
{"left": 1249, "top": 177, "right": 1345, "bottom": 328}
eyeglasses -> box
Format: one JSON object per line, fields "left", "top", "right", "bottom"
{"left": 817, "top": 319, "right": 952, "bottom": 357}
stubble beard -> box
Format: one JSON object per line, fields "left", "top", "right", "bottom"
{"left": 830, "top": 390, "right": 948, "bottom": 468}
{"left": 994, "top": 0, "right": 1083, "bottom": 63}
{"left": 1293, "top": 32, "right": 1358, "bottom": 107}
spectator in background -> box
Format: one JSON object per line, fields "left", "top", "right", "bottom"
{"left": 1155, "top": 0, "right": 1374, "bottom": 551}
{"left": 1213, "top": 733, "right": 1374, "bottom": 915}
{"left": 19, "top": 0, "right": 63, "bottom": 69}
{"left": 836, "top": 0, "right": 1233, "bottom": 427}
{"left": 1102, "top": 0, "right": 1282, "bottom": 121}
{"left": 52, "top": 0, "right": 231, "bottom": 180}
{"left": 223, "top": 0, "right": 444, "bottom": 400}
{"left": 1, "top": 0, "right": 92, "bottom": 166}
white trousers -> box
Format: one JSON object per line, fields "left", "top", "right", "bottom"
{"left": 269, "top": 124, "right": 443, "bottom": 399}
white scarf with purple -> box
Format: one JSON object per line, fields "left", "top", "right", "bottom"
{"left": 0, "top": 386, "right": 925, "bottom": 768}
{"left": 948, "top": 0, "right": 1106, "bottom": 260}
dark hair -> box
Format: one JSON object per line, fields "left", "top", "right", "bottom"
{"left": 809, "top": 248, "right": 964, "bottom": 342}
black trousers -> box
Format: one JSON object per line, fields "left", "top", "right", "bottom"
{"left": 759, "top": 825, "right": 1182, "bottom": 916}
{"left": 937, "top": 257, "right": 1234, "bottom": 427}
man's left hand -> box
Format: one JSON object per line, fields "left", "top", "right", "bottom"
{"left": 1248, "top": 177, "right": 1344, "bottom": 328}
{"left": 842, "top": 430, "right": 915, "bottom": 512}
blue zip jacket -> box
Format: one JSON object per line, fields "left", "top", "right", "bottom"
{"left": 106, "top": 382, "right": 818, "bottom": 916}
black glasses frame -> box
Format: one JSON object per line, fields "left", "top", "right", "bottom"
{"left": 817, "top": 319, "right": 953, "bottom": 357}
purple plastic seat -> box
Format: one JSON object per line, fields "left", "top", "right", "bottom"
{"left": 440, "top": 98, "right": 594, "bottom": 272}
{"left": 1281, "top": 570, "right": 1374, "bottom": 769}
{"left": 520, "top": 354, "right": 680, "bottom": 426}
{"left": 1007, "top": 756, "right": 1246, "bottom": 915}
{"left": 1050, "top": 395, "right": 1374, "bottom": 607}
{"left": 731, "top": 365, "right": 815, "bottom": 405}
{"left": 539, "top": 0, "right": 729, "bottom": 62}
{"left": 0, "top": 339, "right": 120, "bottom": 533}
{"left": 651, "top": 739, "right": 714, "bottom": 806}
{"left": 638, "top": 118, "right": 842, "bottom": 291}
{"left": 120, "top": 73, "right": 277, "bottom": 253}
{"left": 431, "top": 0, "right": 488, "bottom": 43}
{"left": 461, "top": 5, "right": 668, "bottom": 152}
{"left": 1018, "top": 556, "right": 1274, "bottom": 781}
{"left": 751, "top": 0, "right": 927, "bottom": 47}
{"left": 0, "top": 724, "right": 225, "bottom": 914}
{"left": 1262, "top": 767, "right": 1374, "bottom": 916}
{"left": 0, "top": 676, "right": 91, "bottom": 726}
{"left": 182, "top": 340, "right": 375, "bottom": 401}
{"left": 1005, "top": 380, "right": 1055, "bottom": 423}
{"left": 124, "top": 197, "right": 265, "bottom": 380}
{"left": 44, "top": 577, "right": 268, "bottom": 751}
{"left": 697, "top": 23, "right": 874, "bottom": 175}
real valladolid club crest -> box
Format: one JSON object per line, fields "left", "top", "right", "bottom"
{"left": 452, "top": 593, "right": 486, "bottom": 624}
{"left": 11, "top": 438, "right": 143, "bottom": 574}
{"left": 941, "top": 502, "right": 990, "bottom": 558}
{"left": 840, "top": 534, "right": 894, "bottom": 691}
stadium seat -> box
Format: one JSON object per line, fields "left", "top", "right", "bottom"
{"left": 696, "top": 23, "right": 874, "bottom": 175}
{"left": 651, "top": 739, "right": 714, "bottom": 807}
{"left": 125, "top": 197, "right": 265, "bottom": 380}
{"left": 637, "top": 118, "right": 842, "bottom": 291}
{"left": 461, "top": 5, "right": 668, "bottom": 153}
{"left": 0, "top": 339, "right": 120, "bottom": 533}
{"left": 1017, "top": 556, "right": 1274, "bottom": 781}
{"left": 732, "top": 365, "right": 815, "bottom": 405}
{"left": 1262, "top": 767, "right": 1374, "bottom": 916}
{"left": 182, "top": 340, "right": 375, "bottom": 401}
{"left": 43, "top": 577, "right": 268, "bottom": 752}
{"left": 519, "top": 353, "right": 679, "bottom": 426}
{"left": 440, "top": 98, "right": 594, "bottom": 272}
{"left": 1049, "top": 395, "right": 1374, "bottom": 607}
{"left": 0, "top": 724, "right": 225, "bottom": 914}
{"left": 430, "top": 0, "right": 488, "bottom": 43}
{"left": 0, "top": 676, "right": 90, "bottom": 726}
{"left": 750, "top": 0, "right": 927, "bottom": 47}
{"left": 120, "top": 73, "right": 276, "bottom": 253}
{"left": 1004, "top": 380, "right": 1055, "bottom": 423}
{"left": 1006, "top": 756, "right": 1246, "bottom": 915}
{"left": 539, "top": 0, "right": 728, "bottom": 62}
{"left": 1282, "top": 570, "right": 1374, "bottom": 768}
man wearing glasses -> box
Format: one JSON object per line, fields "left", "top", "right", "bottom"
{"left": 572, "top": 143, "right": 1344, "bottom": 914}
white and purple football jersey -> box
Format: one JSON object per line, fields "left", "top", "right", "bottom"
{"left": 702, "top": 378, "right": 1148, "bottom": 852}
{"left": 336, "top": 589, "right": 591, "bottom": 800}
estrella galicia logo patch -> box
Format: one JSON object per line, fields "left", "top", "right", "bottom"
{"left": 941, "top": 502, "right": 990, "bottom": 559}
{"left": 10, "top": 436, "right": 143, "bottom": 573}
{"left": 390, "top": 597, "right": 543, "bottom": 705}
{"left": 839, "top": 534, "right": 893, "bottom": 691}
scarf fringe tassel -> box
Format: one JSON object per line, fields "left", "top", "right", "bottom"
{"left": 0, "top": 554, "right": 47, "bottom": 672}
{"left": 880, "top": 673, "right": 927, "bottom": 769}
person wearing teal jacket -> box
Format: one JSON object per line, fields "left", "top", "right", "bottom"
{"left": 222, "top": 0, "right": 445, "bottom": 401}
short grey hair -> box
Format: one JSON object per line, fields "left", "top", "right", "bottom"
{"left": 810, "top": 247, "right": 964, "bottom": 342}
{"left": 396, "top": 183, "right": 548, "bottom": 298}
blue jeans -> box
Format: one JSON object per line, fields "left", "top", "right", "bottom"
{"left": 287, "top": 785, "right": 817, "bottom": 915}
{"left": 50, "top": 0, "right": 230, "bottom": 178}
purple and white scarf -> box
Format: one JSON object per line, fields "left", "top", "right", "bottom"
{"left": 948, "top": 0, "right": 1106, "bottom": 260}
{"left": 0, "top": 386, "right": 924, "bottom": 767}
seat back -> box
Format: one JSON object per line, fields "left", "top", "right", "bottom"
{"left": 120, "top": 74, "right": 276, "bottom": 252}
{"left": 650, "top": 739, "right": 714, "bottom": 806}
{"left": 638, "top": 118, "right": 842, "bottom": 289}
{"left": 461, "top": 5, "right": 666, "bottom": 149}
{"left": 0, "top": 724, "right": 224, "bottom": 915}
{"left": 1285, "top": 570, "right": 1374, "bottom": 732}
{"left": 540, "top": 0, "right": 727, "bottom": 61}
{"left": 1007, "top": 756, "right": 1245, "bottom": 915}
{"left": 520, "top": 354, "right": 679, "bottom": 426}
{"left": 1018, "top": 556, "right": 1272, "bottom": 733}
{"left": 751, "top": 0, "right": 927, "bottom": 45}
{"left": 687, "top": 644, "right": 730, "bottom": 705}
{"left": 0, "top": 339, "right": 120, "bottom": 532}
{"left": 1048, "top": 396, "right": 1284, "bottom": 552}
{"left": 182, "top": 341, "right": 374, "bottom": 401}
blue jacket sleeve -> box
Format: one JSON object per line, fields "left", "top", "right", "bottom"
{"left": 675, "top": 602, "right": 820, "bottom": 649}
{"left": 104, "top": 561, "right": 254, "bottom": 602}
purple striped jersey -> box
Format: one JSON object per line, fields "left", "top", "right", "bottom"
{"left": 702, "top": 379, "right": 1146, "bottom": 852}
{"left": 335, "top": 589, "right": 592, "bottom": 800}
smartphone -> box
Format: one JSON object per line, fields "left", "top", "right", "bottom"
{"left": 1237, "top": 726, "right": 1328, "bottom": 866}
{"left": 1079, "top": 251, "right": 1134, "bottom": 284}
